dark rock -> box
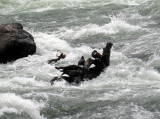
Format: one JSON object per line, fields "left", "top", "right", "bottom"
{"left": 0, "top": 23, "right": 36, "bottom": 63}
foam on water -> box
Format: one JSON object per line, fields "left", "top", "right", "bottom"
{"left": 0, "top": 0, "right": 151, "bottom": 15}
{"left": 32, "top": 31, "right": 94, "bottom": 64}
{"left": 132, "top": 105, "right": 155, "bottom": 119}
{"left": 72, "top": 50, "right": 160, "bottom": 93}
{"left": 56, "top": 17, "right": 141, "bottom": 40}
{"left": 11, "top": 30, "right": 158, "bottom": 91}
{"left": 0, "top": 93, "right": 44, "bottom": 119}
{"left": 33, "top": 32, "right": 71, "bottom": 54}
{"left": 121, "top": 33, "right": 160, "bottom": 61}
{"left": 0, "top": 0, "right": 95, "bottom": 14}
{"left": 0, "top": 0, "right": 160, "bottom": 118}
{"left": 0, "top": 107, "right": 20, "bottom": 117}
{"left": 0, "top": 34, "right": 159, "bottom": 118}
{"left": 0, "top": 77, "right": 48, "bottom": 90}
{"left": 112, "top": 0, "right": 150, "bottom": 5}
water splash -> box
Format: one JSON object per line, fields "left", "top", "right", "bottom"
{"left": 0, "top": 93, "right": 44, "bottom": 119}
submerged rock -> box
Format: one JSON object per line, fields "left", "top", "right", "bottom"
{"left": 0, "top": 23, "right": 36, "bottom": 63}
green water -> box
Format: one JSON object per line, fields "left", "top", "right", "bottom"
{"left": 0, "top": 0, "right": 160, "bottom": 119}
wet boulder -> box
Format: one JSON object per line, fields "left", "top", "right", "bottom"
{"left": 0, "top": 23, "right": 36, "bottom": 63}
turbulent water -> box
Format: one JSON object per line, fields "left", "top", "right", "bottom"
{"left": 0, "top": 0, "right": 160, "bottom": 119}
